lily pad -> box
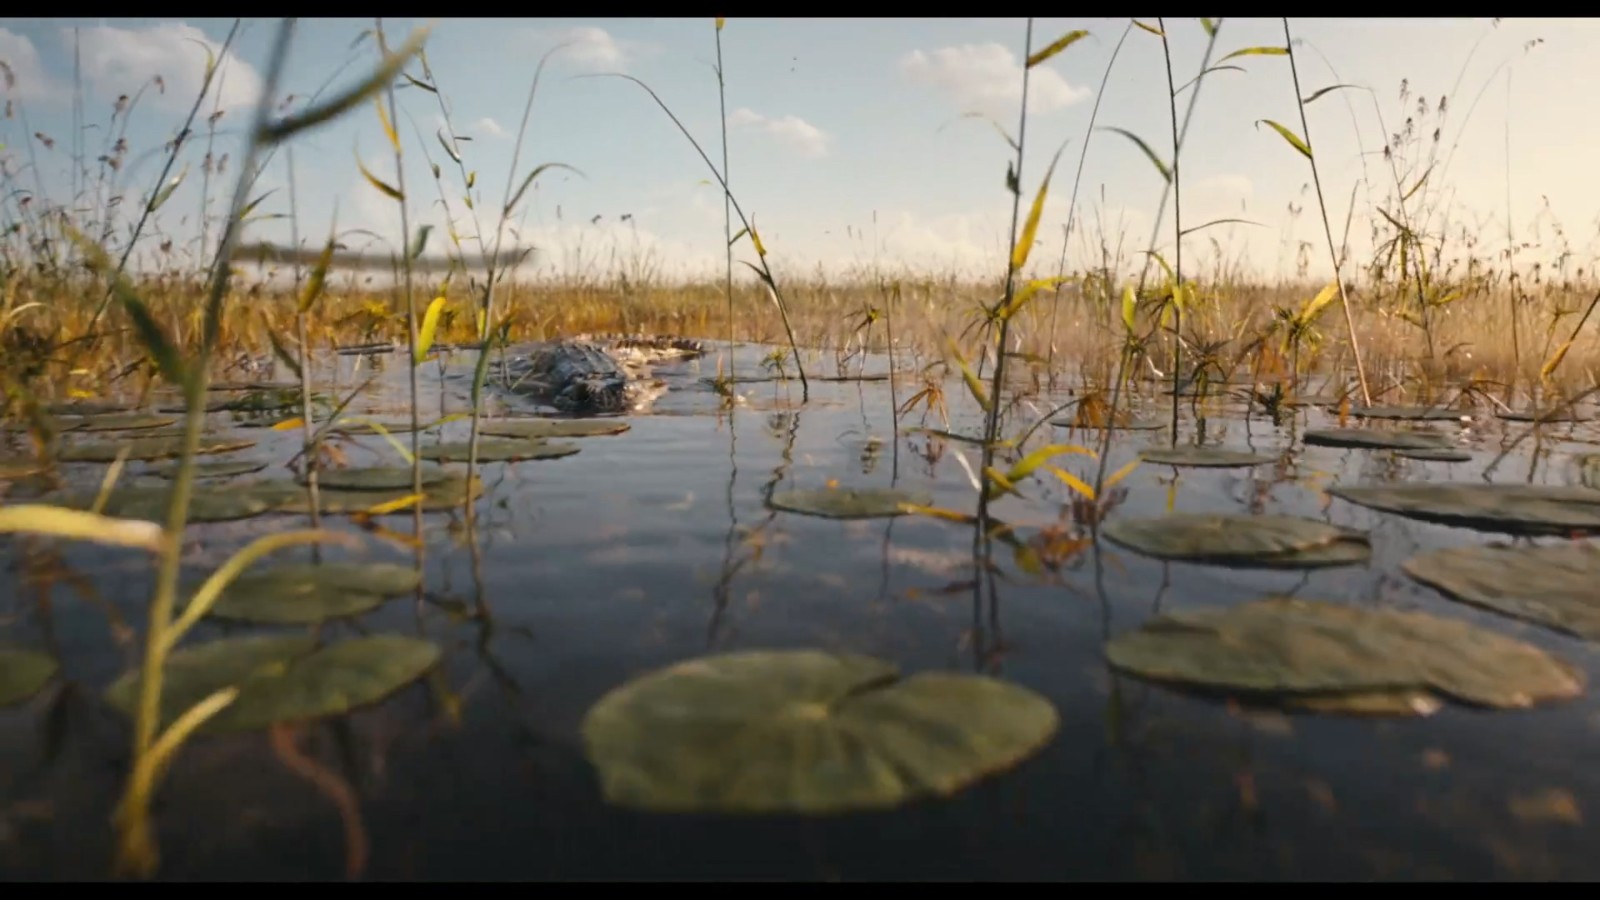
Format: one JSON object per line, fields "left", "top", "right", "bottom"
{"left": 207, "top": 380, "right": 303, "bottom": 392}
{"left": 1348, "top": 406, "right": 1470, "bottom": 422}
{"left": 180, "top": 562, "right": 422, "bottom": 625}
{"left": 478, "top": 418, "right": 631, "bottom": 438}
{"left": 337, "top": 343, "right": 396, "bottom": 356}
{"left": 1102, "top": 514, "right": 1370, "bottom": 568}
{"left": 1105, "top": 596, "right": 1583, "bottom": 711}
{"left": 418, "top": 439, "right": 580, "bottom": 463}
{"left": 0, "top": 647, "right": 58, "bottom": 707}
{"left": 1398, "top": 448, "right": 1473, "bottom": 463}
{"left": 1497, "top": 408, "right": 1591, "bottom": 423}
{"left": 103, "top": 634, "right": 441, "bottom": 735}
{"left": 1403, "top": 542, "right": 1600, "bottom": 641}
{"left": 1329, "top": 483, "right": 1600, "bottom": 537}
{"left": 59, "top": 435, "right": 255, "bottom": 462}
{"left": 1052, "top": 416, "right": 1166, "bottom": 432}
{"left": 580, "top": 650, "right": 1060, "bottom": 814}
{"left": 151, "top": 460, "right": 269, "bottom": 480}
{"left": 56, "top": 486, "right": 279, "bottom": 523}
{"left": 1304, "top": 428, "right": 1453, "bottom": 451}
{"left": 254, "top": 474, "right": 484, "bottom": 515}
{"left": 767, "top": 487, "right": 933, "bottom": 519}
{"left": 1138, "top": 447, "right": 1275, "bottom": 468}
{"left": 308, "top": 465, "right": 449, "bottom": 491}
{"left": 62, "top": 413, "right": 178, "bottom": 432}
{"left": 328, "top": 419, "right": 428, "bottom": 436}
{"left": 45, "top": 401, "right": 130, "bottom": 417}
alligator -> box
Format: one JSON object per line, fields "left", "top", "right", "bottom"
{"left": 499, "top": 333, "right": 707, "bottom": 414}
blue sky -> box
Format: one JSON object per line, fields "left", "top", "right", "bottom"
{"left": 0, "top": 17, "right": 1588, "bottom": 284}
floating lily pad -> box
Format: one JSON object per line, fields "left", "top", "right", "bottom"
{"left": 1105, "top": 597, "right": 1583, "bottom": 711}
{"left": 0, "top": 647, "right": 58, "bottom": 707}
{"left": 478, "top": 418, "right": 631, "bottom": 438}
{"left": 418, "top": 439, "right": 580, "bottom": 463}
{"left": 1329, "top": 483, "right": 1600, "bottom": 536}
{"left": 62, "top": 413, "right": 178, "bottom": 432}
{"left": 151, "top": 460, "right": 269, "bottom": 480}
{"left": 58, "top": 435, "right": 255, "bottom": 462}
{"left": 103, "top": 634, "right": 441, "bottom": 734}
{"left": 1348, "top": 406, "right": 1470, "bottom": 422}
{"left": 308, "top": 465, "right": 449, "bottom": 491}
{"left": 328, "top": 419, "right": 427, "bottom": 436}
{"left": 1497, "top": 408, "right": 1591, "bottom": 423}
{"left": 45, "top": 401, "right": 130, "bottom": 416}
{"left": 1052, "top": 416, "right": 1166, "bottom": 431}
{"left": 56, "top": 486, "right": 278, "bottom": 523}
{"left": 336, "top": 343, "right": 396, "bottom": 356}
{"left": 207, "top": 380, "right": 303, "bottom": 392}
{"left": 1283, "top": 688, "right": 1445, "bottom": 718}
{"left": 1102, "top": 514, "right": 1370, "bottom": 568}
{"left": 1403, "top": 542, "right": 1600, "bottom": 640}
{"left": 767, "top": 486, "right": 933, "bottom": 519}
{"left": 254, "top": 474, "right": 484, "bottom": 515}
{"left": 1304, "top": 428, "right": 1453, "bottom": 451}
{"left": 1138, "top": 447, "right": 1275, "bottom": 468}
{"left": 581, "top": 650, "right": 1060, "bottom": 814}
{"left": 1398, "top": 448, "right": 1473, "bottom": 463}
{"left": 180, "top": 562, "right": 422, "bottom": 625}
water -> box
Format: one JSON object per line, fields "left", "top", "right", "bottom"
{"left": 4, "top": 341, "right": 1600, "bottom": 880}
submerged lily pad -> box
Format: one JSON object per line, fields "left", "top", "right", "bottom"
{"left": 1348, "top": 405, "right": 1470, "bottom": 422}
{"left": 151, "top": 459, "right": 269, "bottom": 480}
{"left": 1403, "top": 542, "right": 1600, "bottom": 641}
{"left": 418, "top": 439, "right": 580, "bottom": 463}
{"left": 309, "top": 465, "right": 448, "bottom": 491}
{"left": 1398, "top": 448, "right": 1473, "bottom": 463}
{"left": 581, "top": 650, "right": 1059, "bottom": 814}
{"left": 1329, "top": 483, "right": 1600, "bottom": 536}
{"left": 1304, "top": 428, "right": 1453, "bottom": 451}
{"left": 103, "top": 634, "right": 441, "bottom": 734}
{"left": 63, "top": 413, "right": 177, "bottom": 432}
{"left": 180, "top": 562, "right": 422, "bottom": 625}
{"left": 479, "top": 418, "right": 631, "bottom": 438}
{"left": 1102, "top": 514, "right": 1370, "bottom": 568}
{"left": 1138, "top": 447, "right": 1275, "bottom": 468}
{"left": 58, "top": 435, "right": 255, "bottom": 462}
{"left": 767, "top": 486, "right": 933, "bottom": 519}
{"left": 0, "top": 647, "right": 58, "bottom": 707}
{"left": 1106, "top": 597, "right": 1583, "bottom": 712}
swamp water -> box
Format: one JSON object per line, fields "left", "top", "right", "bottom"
{"left": 3, "top": 341, "right": 1600, "bottom": 880}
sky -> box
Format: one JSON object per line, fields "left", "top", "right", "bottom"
{"left": 0, "top": 17, "right": 1590, "bottom": 286}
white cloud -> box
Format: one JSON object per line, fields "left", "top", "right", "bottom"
{"left": 900, "top": 42, "right": 1089, "bottom": 120}
{"left": 469, "top": 116, "right": 507, "bottom": 140}
{"left": 521, "top": 26, "right": 638, "bottom": 73}
{"left": 726, "top": 107, "right": 832, "bottom": 158}
{"left": 0, "top": 28, "right": 62, "bottom": 103}
{"left": 71, "top": 23, "right": 264, "bottom": 114}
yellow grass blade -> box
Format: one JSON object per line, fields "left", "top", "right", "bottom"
{"left": 1257, "top": 119, "right": 1313, "bottom": 160}
{"left": 0, "top": 505, "right": 165, "bottom": 552}
{"left": 374, "top": 96, "right": 399, "bottom": 153}
{"left": 946, "top": 340, "right": 992, "bottom": 413}
{"left": 364, "top": 493, "right": 424, "bottom": 516}
{"left": 1218, "top": 46, "right": 1287, "bottom": 63}
{"left": 1104, "top": 457, "right": 1143, "bottom": 489}
{"left": 414, "top": 296, "right": 447, "bottom": 364}
{"left": 1026, "top": 30, "right": 1088, "bottom": 68}
{"left": 1298, "top": 281, "right": 1340, "bottom": 325}
{"left": 1121, "top": 284, "right": 1137, "bottom": 333}
{"left": 272, "top": 417, "right": 306, "bottom": 432}
{"left": 355, "top": 153, "right": 404, "bottom": 202}
{"left": 1133, "top": 20, "right": 1164, "bottom": 36}
{"left": 999, "top": 275, "right": 1075, "bottom": 321}
{"left": 983, "top": 466, "right": 1022, "bottom": 500}
{"left": 1043, "top": 464, "right": 1096, "bottom": 501}
{"left": 1540, "top": 340, "right": 1573, "bottom": 383}
{"left": 749, "top": 222, "right": 768, "bottom": 258}
{"left": 716, "top": 17, "right": 726, "bottom": 30}
{"left": 1005, "top": 443, "right": 1097, "bottom": 484}
{"left": 1010, "top": 142, "right": 1069, "bottom": 273}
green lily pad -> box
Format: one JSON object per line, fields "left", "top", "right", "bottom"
{"left": 1497, "top": 408, "right": 1591, "bottom": 423}
{"left": 308, "top": 465, "right": 449, "bottom": 491}
{"left": 328, "top": 419, "right": 428, "bottom": 436}
{"left": 253, "top": 474, "right": 484, "bottom": 515}
{"left": 1329, "top": 483, "right": 1600, "bottom": 536}
{"left": 580, "top": 650, "right": 1060, "bottom": 814}
{"left": 180, "top": 562, "right": 422, "bottom": 625}
{"left": 1403, "top": 542, "right": 1600, "bottom": 641}
{"left": 207, "top": 381, "right": 304, "bottom": 392}
{"left": 1052, "top": 416, "right": 1166, "bottom": 431}
{"left": 1304, "top": 428, "right": 1453, "bottom": 451}
{"left": 103, "top": 634, "right": 441, "bottom": 735}
{"left": 63, "top": 413, "right": 178, "bottom": 432}
{"left": 1348, "top": 405, "right": 1470, "bottom": 422}
{"left": 1105, "top": 596, "right": 1584, "bottom": 711}
{"left": 45, "top": 401, "right": 130, "bottom": 416}
{"left": 0, "top": 647, "right": 58, "bottom": 707}
{"left": 1138, "top": 447, "right": 1275, "bottom": 468}
{"left": 54, "top": 486, "right": 278, "bottom": 523}
{"left": 767, "top": 487, "right": 933, "bottom": 519}
{"left": 1101, "top": 514, "right": 1370, "bottom": 568}
{"left": 478, "top": 418, "right": 631, "bottom": 438}
{"left": 151, "top": 460, "right": 269, "bottom": 480}
{"left": 418, "top": 439, "right": 580, "bottom": 463}
{"left": 58, "top": 435, "right": 255, "bottom": 462}
{"left": 337, "top": 343, "right": 396, "bottom": 356}
{"left": 1398, "top": 448, "right": 1473, "bottom": 463}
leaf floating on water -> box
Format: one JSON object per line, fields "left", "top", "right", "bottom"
{"left": 1304, "top": 428, "right": 1454, "bottom": 451}
{"left": 1397, "top": 448, "right": 1472, "bottom": 463}
{"left": 178, "top": 562, "right": 422, "bottom": 625}
{"left": 1138, "top": 447, "right": 1276, "bottom": 468}
{"left": 767, "top": 486, "right": 934, "bottom": 520}
{"left": 103, "top": 634, "right": 441, "bottom": 735}
{"left": 1496, "top": 408, "right": 1591, "bottom": 424}
{"left": 59, "top": 435, "right": 256, "bottom": 462}
{"left": 478, "top": 418, "right": 631, "bottom": 438}
{"left": 1105, "top": 597, "right": 1584, "bottom": 713}
{"left": 52, "top": 486, "right": 278, "bottom": 523}
{"left": 1347, "top": 405, "right": 1470, "bottom": 422}
{"left": 580, "top": 649, "right": 1060, "bottom": 814}
{"left": 1329, "top": 483, "right": 1600, "bottom": 536}
{"left": 0, "top": 647, "right": 58, "bottom": 706}
{"left": 1403, "top": 542, "right": 1600, "bottom": 641}
{"left": 1102, "top": 513, "right": 1370, "bottom": 569}
{"left": 418, "top": 439, "right": 580, "bottom": 463}
{"left": 151, "top": 460, "right": 269, "bottom": 480}
{"left": 309, "top": 465, "right": 449, "bottom": 491}
{"left": 60, "top": 413, "right": 177, "bottom": 432}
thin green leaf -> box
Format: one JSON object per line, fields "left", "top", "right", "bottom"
{"left": 148, "top": 164, "right": 188, "bottom": 213}
{"left": 1218, "top": 46, "right": 1287, "bottom": 63}
{"left": 505, "top": 162, "right": 582, "bottom": 218}
{"left": 1178, "top": 217, "right": 1264, "bottom": 237}
{"left": 261, "top": 26, "right": 430, "bottom": 145}
{"left": 264, "top": 322, "right": 304, "bottom": 380}
{"left": 1176, "top": 64, "right": 1246, "bottom": 94}
{"left": 728, "top": 226, "right": 750, "bottom": 247}
{"left": 1098, "top": 127, "right": 1171, "bottom": 183}
{"left": 298, "top": 234, "right": 336, "bottom": 313}
{"left": 1026, "top": 30, "right": 1089, "bottom": 68}
{"left": 402, "top": 73, "right": 437, "bottom": 93}
{"left": 436, "top": 129, "right": 461, "bottom": 164}
{"left": 1402, "top": 164, "right": 1434, "bottom": 202}
{"left": 1256, "top": 118, "right": 1313, "bottom": 160}
{"left": 67, "top": 230, "right": 185, "bottom": 386}
{"left": 240, "top": 189, "right": 275, "bottom": 220}
{"left": 1200, "top": 18, "right": 1218, "bottom": 36}
{"left": 1301, "top": 83, "right": 1361, "bottom": 105}
{"left": 409, "top": 224, "right": 432, "bottom": 261}
{"left": 1133, "top": 20, "right": 1164, "bottom": 36}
